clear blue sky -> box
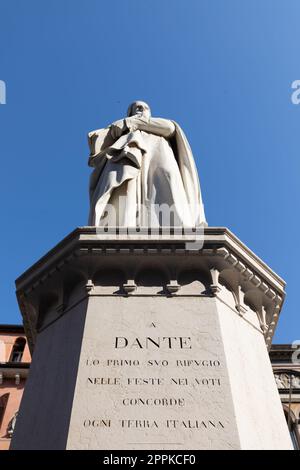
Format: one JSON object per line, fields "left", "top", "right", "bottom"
{"left": 0, "top": 0, "right": 299, "bottom": 343}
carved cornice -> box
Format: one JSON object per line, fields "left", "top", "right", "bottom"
{"left": 16, "top": 227, "right": 286, "bottom": 353}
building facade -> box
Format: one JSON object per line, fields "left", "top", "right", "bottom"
{"left": 0, "top": 323, "right": 299, "bottom": 450}
{"left": 269, "top": 344, "right": 300, "bottom": 449}
{"left": 0, "top": 325, "right": 31, "bottom": 450}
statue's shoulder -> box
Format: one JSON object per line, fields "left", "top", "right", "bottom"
{"left": 149, "top": 117, "right": 176, "bottom": 137}
{"left": 88, "top": 126, "right": 110, "bottom": 140}
{"left": 87, "top": 126, "right": 113, "bottom": 156}
{"left": 152, "top": 116, "right": 173, "bottom": 123}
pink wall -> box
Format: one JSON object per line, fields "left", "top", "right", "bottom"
{"left": 0, "top": 333, "right": 31, "bottom": 363}
{"left": 0, "top": 381, "right": 26, "bottom": 450}
{"left": 0, "top": 331, "right": 31, "bottom": 450}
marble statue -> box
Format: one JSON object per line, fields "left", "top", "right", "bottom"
{"left": 88, "top": 101, "right": 206, "bottom": 227}
{"left": 7, "top": 411, "right": 18, "bottom": 437}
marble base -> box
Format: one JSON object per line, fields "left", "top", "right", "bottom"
{"left": 11, "top": 228, "right": 292, "bottom": 449}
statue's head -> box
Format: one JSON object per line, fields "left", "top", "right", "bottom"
{"left": 127, "top": 101, "right": 151, "bottom": 119}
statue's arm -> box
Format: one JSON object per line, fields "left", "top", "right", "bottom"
{"left": 110, "top": 119, "right": 128, "bottom": 139}
{"left": 125, "top": 117, "right": 175, "bottom": 138}
{"left": 88, "top": 127, "right": 111, "bottom": 167}
{"left": 88, "top": 119, "right": 127, "bottom": 167}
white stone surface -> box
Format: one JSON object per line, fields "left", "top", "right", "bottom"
{"left": 217, "top": 299, "right": 293, "bottom": 449}
{"left": 67, "top": 296, "right": 240, "bottom": 450}
{"left": 12, "top": 228, "right": 291, "bottom": 450}
{"left": 10, "top": 299, "right": 88, "bottom": 450}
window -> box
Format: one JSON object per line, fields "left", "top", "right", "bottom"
{"left": 0, "top": 394, "right": 9, "bottom": 427}
{"left": 9, "top": 337, "right": 26, "bottom": 363}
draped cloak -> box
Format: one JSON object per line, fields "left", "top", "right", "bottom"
{"left": 87, "top": 117, "right": 206, "bottom": 228}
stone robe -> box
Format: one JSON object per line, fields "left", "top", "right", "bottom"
{"left": 88, "top": 116, "right": 206, "bottom": 227}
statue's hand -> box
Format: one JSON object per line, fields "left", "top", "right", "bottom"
{"left": 125, "top": 116, "right": 147, "bottom": 132}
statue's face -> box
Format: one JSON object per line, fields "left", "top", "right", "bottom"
{"left": 128, "top": 101, "right": 151, "bottom": 119}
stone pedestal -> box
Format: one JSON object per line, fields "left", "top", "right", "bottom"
{"left": 11, "top": 227, "right": 292, "bottom": 449}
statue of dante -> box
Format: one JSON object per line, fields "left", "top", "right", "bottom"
{"left": 88, "top": 101, "right": 206, "bottom": 227}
